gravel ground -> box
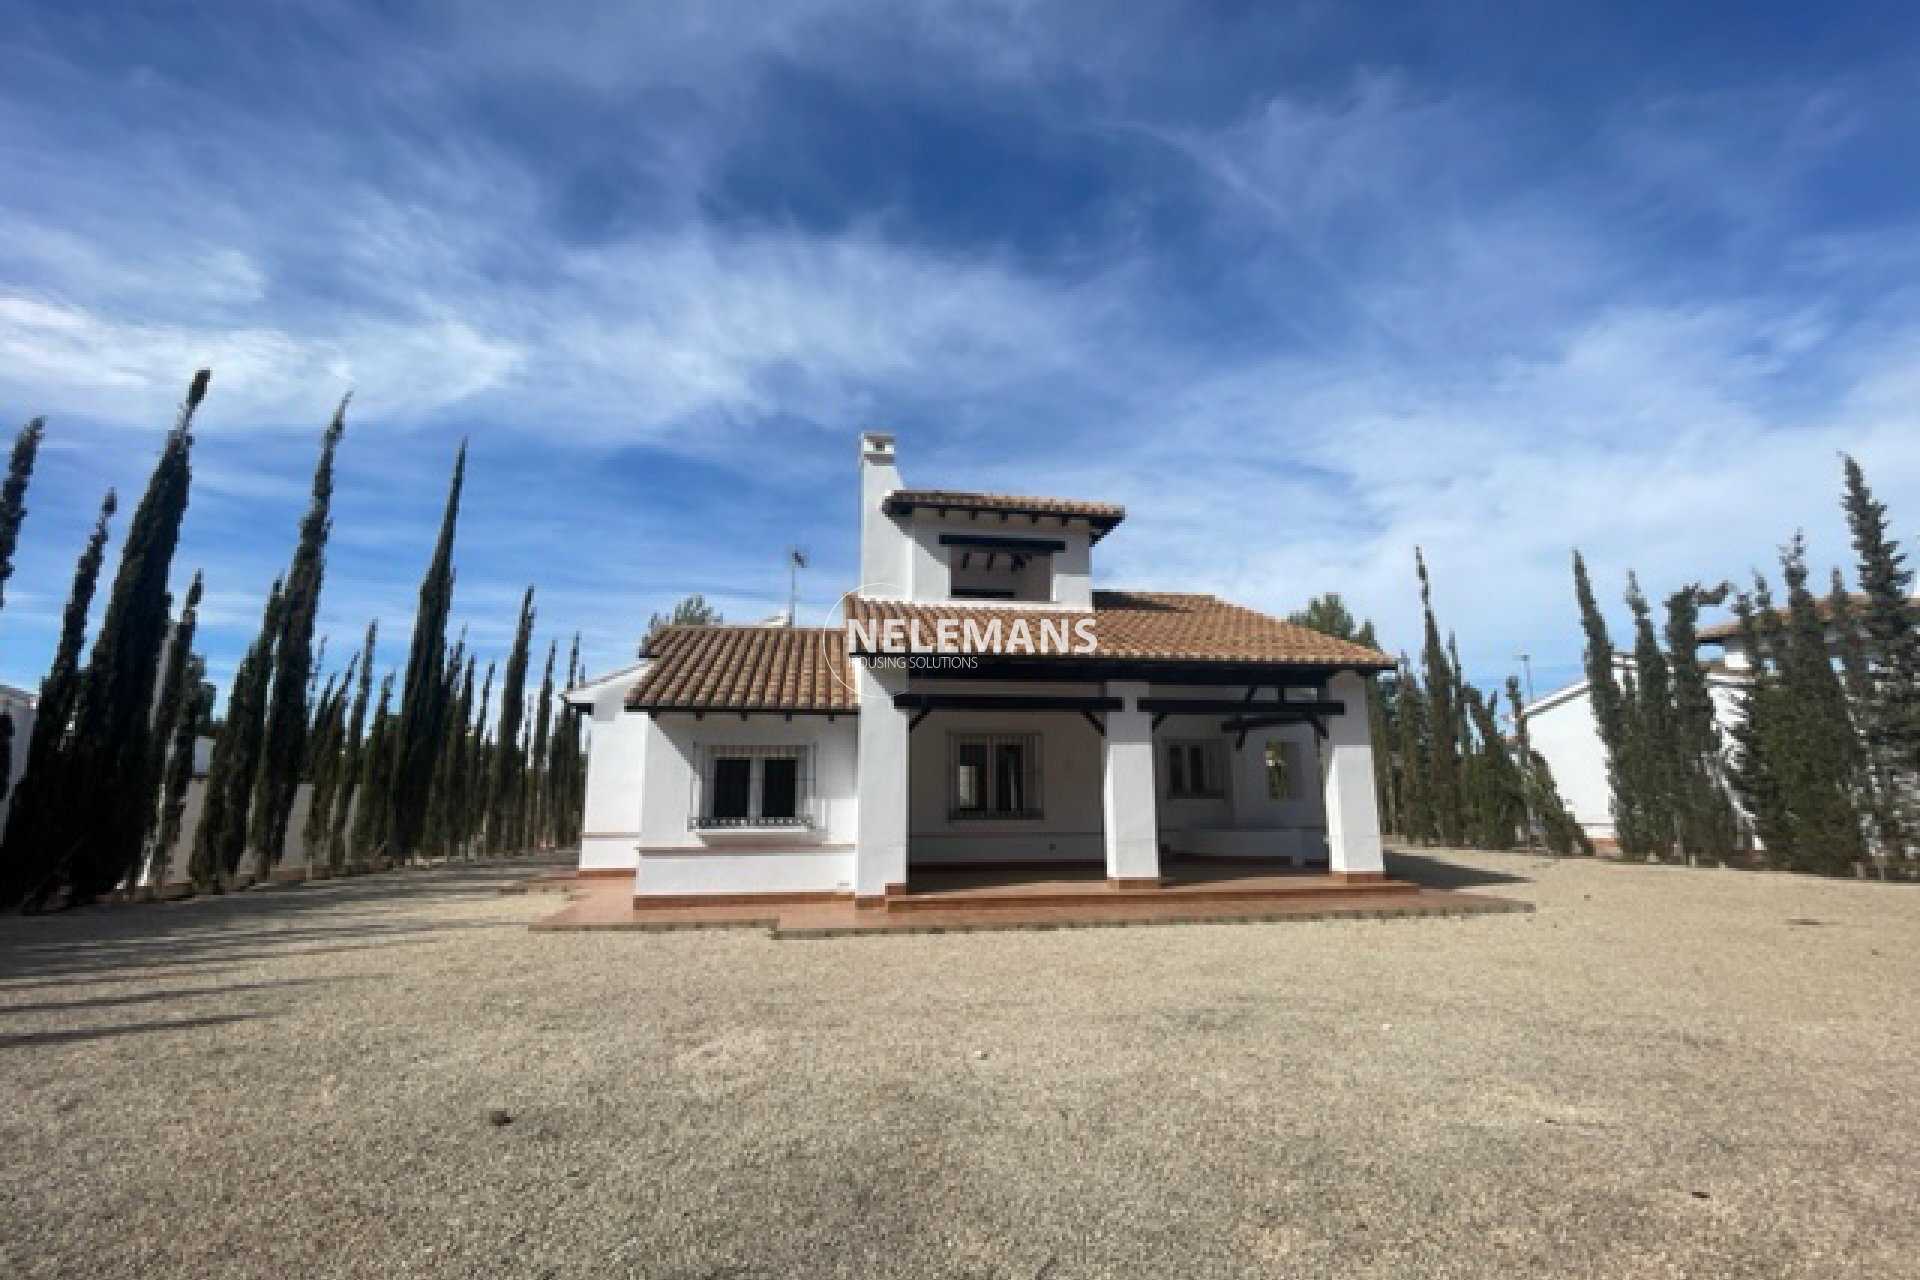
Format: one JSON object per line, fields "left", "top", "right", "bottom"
{"left": 1, "top": 850, "right": 1915, "bottom": 1280}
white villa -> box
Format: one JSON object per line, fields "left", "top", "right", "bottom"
{"left": 1522, "top": 595, "right": 1920, "bottom": 847}
{"left": 563, "top": 433, "right": 1395, "bottom": 907}
{"left": 1521, "top": 655, "right": 1749, "bottom": 846}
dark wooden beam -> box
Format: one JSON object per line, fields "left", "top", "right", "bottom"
{"left": 949, "top": 657, "right": 1373, "bottom": 685}
{"left": 893, "top": 693, "right": 1124, "bottom": 713}
{"left": 909, "top": 708, "right": 933, "bottom": 732}
{"left": 1139, "top": 697, "right": 1345, "bottom": 716}
{"left": 1222, "top": 712, "right": 1333, "bottom": 740}
{"left": 1080, "top": 709, "right": 1106, "bottom": 737}
{"left": 936, "top": 532, "right": 1069, "bottom": 554}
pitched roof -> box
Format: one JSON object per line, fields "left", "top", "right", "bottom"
{"left": 626, "top": 626, "right": 858, "bottom": 712}
{"left": 846, "top": 591, "right": 1393, "bottom": 669}
{"left": 1697, "top": 593, "right": 1920, "bottom": 643}
{"left": 881, "top": 489, "right": 1126, "bottom": 540}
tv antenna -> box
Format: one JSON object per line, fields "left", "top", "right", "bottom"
{"left": 786, "top": 546, "right": 810, "bottom": 625}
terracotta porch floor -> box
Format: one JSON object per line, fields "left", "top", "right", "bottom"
{"left": 529, "top": 860, "right": 1528, "bottom": 937}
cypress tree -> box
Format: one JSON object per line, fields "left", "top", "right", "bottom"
{"left": 1774, "top": 536, "right": 1867, "bottom": 874}
{"left": 1414, "top": 550, "right": 1464, "bottom": 845}
{"left": 388, "top": 443, "right": 465, "bottom": 860}
{"left": 192, "top": 581, "right": 282, "bottom": 889}
{"left": 1462, "top": 685, "right": 1524, "bottom": 848}
{"left": 1623, "top": 573, "right": 1678, "bottom": 859}
{"left": 0, "top": 490, "right": 116, "bottom": 907}
{"left": 349, "top": 672, "right": 396, "bottom": 866}
{"left": 1393, "top": 659, "right": 1433, "bottom": 842}
{"left": 327, "top": 620, "right": 377, "bottom": 870}
{"left": 0, "top": 417, "right": 46, "bottom": 618}
{"left": 1574, "top": 550, "right": 1643, "bottom": 856}
{"left": 528, "top": 640, "right": 556, "bottom": 848}
{"left": 1664, "top": 583, "right": 1742, "bottom": 862}
{"left": 1827, "top": 574, "right": 1891, "bottom": 861}
{"left": 153, "top": 658, "right": 210, "bottom": 885}
{"left": 301, "top": 657, "right": 355, "bottom": 866}
{"left": 425, "top": 642, "right": 473, "bottom": 860}
{"left": 1727, "top": 582, "right": 1792, "bottom": 859}
{"left": 141, "top": 571, "right": 204, "bottom": 884}
{"left": 305, "top": 637, "right": 329, "bottom": 721}
{"left": 466, "top": 661, "right": 495, "bottom": 855}
{"left": 59, "top": 370, "right": 206, "bottom": 904}
{"left": 487, "top": 587, "right": 535, "bottom": 853}
{"left": 250, "top": 399, "right": 347, "bottom": 874}
{"left": 549, "top": 637, "right": 587, "bottom": 848}
{"left": 1840, "top": 455, "right": 1920, "bottom": 858}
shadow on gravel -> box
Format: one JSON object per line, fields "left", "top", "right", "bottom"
{"left": 0, "top": 1011, "right": 260, "bottom": 1049}
{"left": 0, "top": 975, "right": 382, "bottom": 1015}
{"left": 1386, "top": 849, "right": 1534, "bottom": 890}
{"left": 0, "top": 861, "right": 553, "bottom": 984}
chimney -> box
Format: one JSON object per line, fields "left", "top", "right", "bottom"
{"left": 858, "top": 430, "right": 904, "bottom": 596}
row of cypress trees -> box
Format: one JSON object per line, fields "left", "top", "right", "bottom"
{"left": 1290, "top": 569, "right": 1591, "bottom": 856}
{"left": 0, "top": 373, "right": 587, "bottom": 909}
{"left": 1572, "top": 456, "right": 1915, "bottom": 875}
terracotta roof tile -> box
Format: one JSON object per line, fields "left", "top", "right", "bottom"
{"left": 626, "top": 626, "right": 858, "bottom": 712}
{"left": 1697, "top": 593, "right": 1919, "bottom": 643}
{"left": 882, "top": 489, "right": 1125, "bottom": 538}
{"left": 629, "top": 594, "right": 1391, "bottom": 712}
{"left": 846, "top": 591, "right": 1393, "bottom": 669}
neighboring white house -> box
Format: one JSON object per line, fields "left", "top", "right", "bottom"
{"left": 1520, "top": 656, "right": 1749, "bottom": 846}
{"left": 0, "top": 683, "right": 36, "bottom": 841}
{"left": 1522, "top": 596, "right": 1918, "bottom": 846}
{"left": 563, "top": 432, "right": 1395, "bottom": 905}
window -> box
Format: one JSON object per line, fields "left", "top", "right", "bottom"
{"left": 950, "top": 733, "right": 1042, "bottom": 819}
{"left": 761, "top": 757, "right": 799, "bottom": 820}
{"left": 946, "top": 546, "right": 1053, "bottom": 603}
{"left": 693, "top": 746, "right": 813, "bottom": 828}
{"left": 1265, "top": 740, "right": 1306, "bottom": 802}
{"left": 711, "top": 757, "right": 752, "bottom": 820}
{"left": 1166, "top": 740, "right": 1226, "bottom": 799}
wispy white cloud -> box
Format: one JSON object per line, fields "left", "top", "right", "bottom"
{"left": 1, "top": 0, "right": 1916, "bottom": 706}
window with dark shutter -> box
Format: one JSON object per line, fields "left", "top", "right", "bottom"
{"left": 761, "top": 756, "right": 799, "bottom": 820}
{"left": 711, "top": 757, "right": 752, "bottom": 819}
{"left": 691, "top": 746, "right": 814, "bottom": 828}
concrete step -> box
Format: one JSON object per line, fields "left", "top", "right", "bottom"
{"left": 886, "top": 877, "right": 1419, "bottom": 912}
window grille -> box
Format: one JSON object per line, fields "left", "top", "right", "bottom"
{"left": 1165, "top": 739, "right": 1227, "bottom": 799}
{"left": 949, "top": 732, "right": 1043, "bottom": 820}
{"left": 690, "top": 745, "right": 816, "bottom": 829}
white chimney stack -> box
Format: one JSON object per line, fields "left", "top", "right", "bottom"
{"left": 858, "top": 431, "right": 904, "bottom": 596}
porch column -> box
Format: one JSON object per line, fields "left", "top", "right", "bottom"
{"left": 1323, "top": 670, "right": 1386, "bottom": 881}
{"left": 854, "top": 659, "right": 909, "bottom": 902}
{"left": 1101, "top": 681, "right": 1161, "bottom": 887}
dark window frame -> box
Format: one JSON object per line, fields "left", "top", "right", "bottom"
{"left": 949, "top": 731, "right": 1043, "bottom": 820}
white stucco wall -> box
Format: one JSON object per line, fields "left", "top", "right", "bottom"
{"left": 632, "top": 711, "right": 860, "bottom": 897}
{"left": 0, "top": 687, "right": 34, "bottom": 843}
{"left": 906, "top": 702, "right": 1108, "bottom": 864}
{"left": 576, "top": 695, "right": 648, "bottom": 872}
{"left": 901, "top": 510, "right": 1096, "bottom": 606}
{"left": 1523, "top": 686, "right": 1616, "bottom": 841}
{"left": 1523, "top": 673, "right": 1752, "bottom": 845}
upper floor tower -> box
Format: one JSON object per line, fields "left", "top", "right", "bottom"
{"left": 855, "top": 431, "right": 1124, "bottom": 606}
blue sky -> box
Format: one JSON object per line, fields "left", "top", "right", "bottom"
{"left": 3, "top": 1, "right": 1918, "bottom": 701}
